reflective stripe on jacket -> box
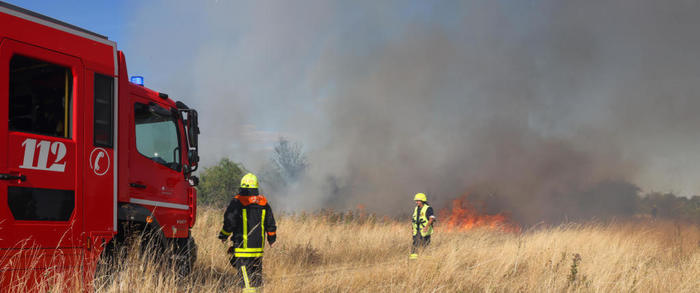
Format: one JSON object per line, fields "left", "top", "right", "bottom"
{"left": 412, "top": 204, "right": 433, "bottom": 237}
{"left": 221, "top": 194, "right": 277, "bottom": 258}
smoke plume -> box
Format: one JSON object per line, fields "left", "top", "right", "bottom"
{"left": 123, "top": 0, "right": 700, "bottom": 224}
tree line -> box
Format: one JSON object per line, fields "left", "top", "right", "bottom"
{"left": 197, "top": 137, "right": 307, "bottom": 206}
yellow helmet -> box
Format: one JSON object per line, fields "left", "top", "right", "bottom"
{"left": 413, "top": 193, "right": 427, "bottom": 202}
{"left": 240, "top": 173, "right": 259, "bottom": 189}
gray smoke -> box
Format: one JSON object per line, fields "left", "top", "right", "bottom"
{"left": 122, "top": 0, "right": 700, "bottom": 223}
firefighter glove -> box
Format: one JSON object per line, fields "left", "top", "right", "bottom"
{"left": 267, "top": 234, "right": 276, "bottom": 245}
{"left": 218, "top": 232, "right": 229, "bottom": 242}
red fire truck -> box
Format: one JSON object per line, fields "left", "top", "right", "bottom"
{"left": 0, "top": 2, "right": 200, "bottom": 289}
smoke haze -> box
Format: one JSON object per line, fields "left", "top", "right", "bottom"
{"left": 123, "top": 0, "right": 700, "bottom": 224}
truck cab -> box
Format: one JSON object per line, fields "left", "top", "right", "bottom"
{"left": 0, "top": 2, "right": 199, "bottom": 289}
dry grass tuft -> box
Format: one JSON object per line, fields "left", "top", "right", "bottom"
{"left": 5, "top": 207, "right": 700, "bottom": 292}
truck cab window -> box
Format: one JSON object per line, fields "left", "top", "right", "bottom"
{"left": 94, "top": 74, "right": 114, "bottom": 147}
{"left": 9, "top": 55, "right": 73, "bottom": 138}
{"left": 8, "top": 186, "right": 74, "bottom": 221}
{"left": 134, "top": 102, "right": 180, "bottom": 171}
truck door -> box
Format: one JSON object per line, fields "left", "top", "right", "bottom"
{"left": 128, "top": 96, "right": 189, "bottom": 238}
{"left": 0, "top": 40, "right": 84, "bottom": 272}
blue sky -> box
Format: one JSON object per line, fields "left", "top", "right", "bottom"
{"left": 5, "top": 1, "right": 129, "bottom": 43}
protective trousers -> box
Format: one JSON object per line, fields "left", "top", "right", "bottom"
{"left": 232, "top": 256, "right": 263, "bottom": 290}
{"left": 410, "top": 234, "right": 431, "bottom": 259}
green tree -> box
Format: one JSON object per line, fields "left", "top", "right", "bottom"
{"left": 260, "top": 137, "right": 308, "bottom": 193}
{"left": 197, "top": 158, "right": 246, "bottom": 206}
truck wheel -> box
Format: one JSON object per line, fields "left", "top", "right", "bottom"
{"left": 94, "top": 239, "right": 118, "bottom": 289}
{"left": 172, "top": 236, "right": 197, "bottom": 276}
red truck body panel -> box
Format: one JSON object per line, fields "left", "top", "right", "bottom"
{"left": 0, "top": 2, "right": 198, "bottom": 290}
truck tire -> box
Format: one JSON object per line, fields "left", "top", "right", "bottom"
{"left": 94, "top": 239, "right": 117, "bottom": 289}
{"left": 171, "top": 236, "right": 197, "bottom": 276}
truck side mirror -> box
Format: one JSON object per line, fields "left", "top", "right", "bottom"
{"left": 188, "top": 149, "right": 199, "bottom": 165}
{"left": 187, "top": 110, "right": 199, "bottom": 149}
{"left": 189, "top": 175, "right": 199, "bottom": 186}
{"left": 176, "top": 102, "right": 199, "bottom": 173}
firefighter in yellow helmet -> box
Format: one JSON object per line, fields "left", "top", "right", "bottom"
{"left": 218, "top": 173, "right": 277, "bottom": 292}
{"left": 410, "top": 193, "right": 435, "bottom": 259}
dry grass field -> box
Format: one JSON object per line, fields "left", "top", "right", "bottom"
{"left": 8, "top": 207, "right": 700, "bottom": 292}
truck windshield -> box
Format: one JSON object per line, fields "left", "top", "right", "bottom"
{"left": 134, "top": 102, "right": 180, "bottom": 170}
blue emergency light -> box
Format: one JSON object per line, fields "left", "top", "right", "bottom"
{"left": 130, "top": 76, "right": 144, "bottom": 86}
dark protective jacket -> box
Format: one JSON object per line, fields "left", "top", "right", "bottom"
{"left": 220, "top": 194, "right": 277, "bottom": 258}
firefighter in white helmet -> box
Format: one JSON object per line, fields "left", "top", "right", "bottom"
{"left": 218, "top": 173, "right": 277, "bottom": 292}
{"left": 410, "top": 193, "right": 435, "bottom": 259}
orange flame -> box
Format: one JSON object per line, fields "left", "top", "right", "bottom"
{"left": 439, "top": 194, "right": 520, "bottom": 233}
